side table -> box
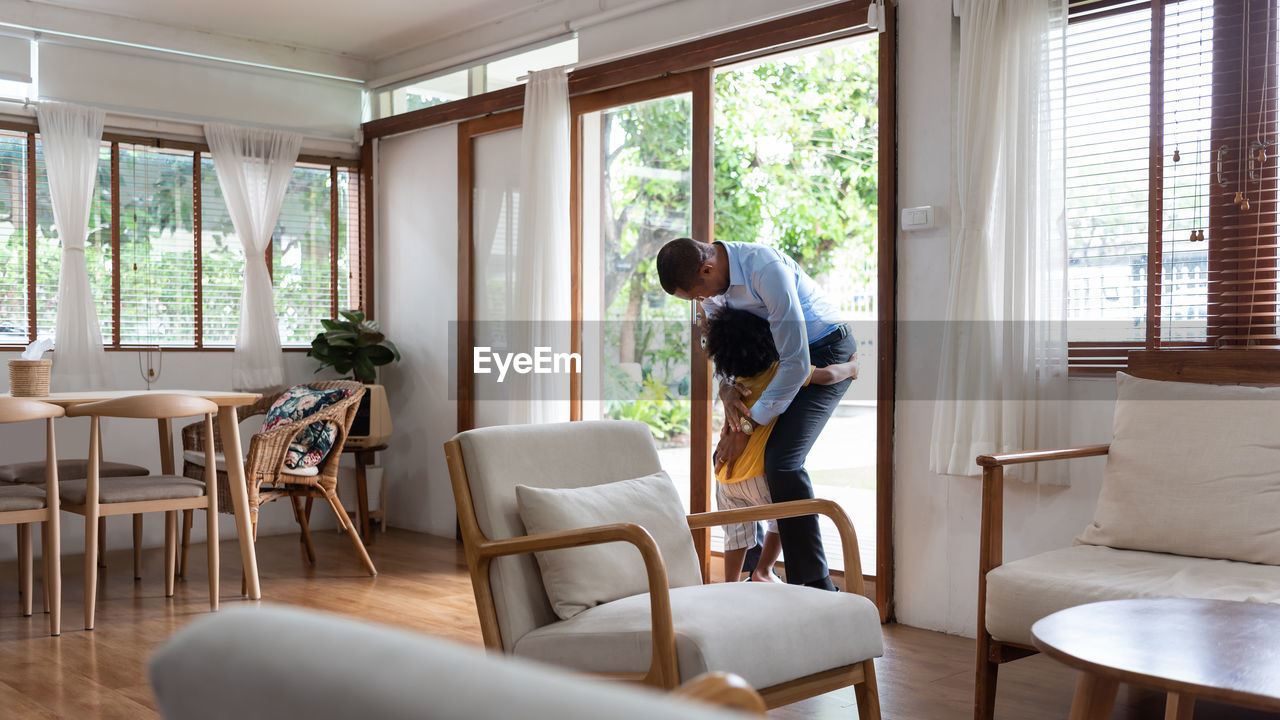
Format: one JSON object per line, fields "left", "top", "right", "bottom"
{"left": 1031, "top": 598, "right": 1280, "bottom": 720}
{"left": 343, "top": 444, "right": 387, "bottom": 544}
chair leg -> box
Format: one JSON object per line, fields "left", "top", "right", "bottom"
{"left": 323, "top": 489, "right": 377, "bottom": 576}
{"left": 975, "top": 632, "right": 999, "bottom": 720}
{"left": 133, "top": 514, "right": 143, "bottom": 580}
{"left": 206, "top": 497, "right": 219, "bottom": 612}
{"left": 854, "top": 659, "right": 881, "bottom": 720}
{"left": 97, "top": 516, "right": 107, "bottom": 569}
{"left": 164, "top": 511, "right": 177, "bottom": 598}
{"left": 290, "top": 495, "right": 317, "bottom": 565}
{"left": 85, "top": 509, "right": 99, "bottom": 630}
{"left": 179, "top": 509, "right": 193, "bottom": 579}
{"left": 43, "top": 519, "right": 60, "bottom": 636}
{"left": 18, "top": 523, "right": 32, "bottom": 617}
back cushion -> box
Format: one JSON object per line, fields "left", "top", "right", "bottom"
{"left": 1076, "top": 372, "right": 1280, "bottom": 565}
{"left": 456, "top": 421, "right": 664, "bottom": 649}
{"left": 517, "top": 472, "right": 703, "bottom": 620}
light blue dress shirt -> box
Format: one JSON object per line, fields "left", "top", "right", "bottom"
{"left": 701, "top": 241, "right": 846, "bottom": 425}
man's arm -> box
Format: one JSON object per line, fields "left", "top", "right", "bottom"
{"left": 747, "top": 262, "right": 810, "bottom": 426}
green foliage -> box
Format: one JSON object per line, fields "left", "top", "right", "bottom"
{"left": 606, "top": 379, "right": 690, "bottom": 441}
{"left": 307, "top": 309, "right": 401, "bottom": 384}
{"left": 600, "top": 39, "right": 880, "bottom": 438}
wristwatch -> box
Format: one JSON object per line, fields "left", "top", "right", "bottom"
{"left": 738, "top": 416, "right": 757, "bottom": 435}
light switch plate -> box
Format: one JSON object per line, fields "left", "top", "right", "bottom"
{"left": 901, "top": 205, "right": 935, "bottom": 231}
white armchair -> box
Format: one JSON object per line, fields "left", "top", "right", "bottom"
{"left": 444, "top": 420, "right": 884, "bottom": 715}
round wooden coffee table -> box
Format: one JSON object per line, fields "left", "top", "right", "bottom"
{"left": 1031, "top": 598, "right": 1280, "bottom": 720}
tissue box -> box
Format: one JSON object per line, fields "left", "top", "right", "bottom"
{"left": 8, "top": 360, "right": 51, "bottom": 397}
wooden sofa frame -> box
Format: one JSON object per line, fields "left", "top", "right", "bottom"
{"left": 444, "top": 438, "right": 881, "bottom": 717}
{"left": 972, "top": 349, "right": 1280, "bottom": 720}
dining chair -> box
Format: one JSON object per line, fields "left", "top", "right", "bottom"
{"left": 64, "top": 394, "right": 220, "bottom": 630}
{"left": 179, "top": 381, "right": 375, "bottom": 577}
{"left": 0, "top": 397, "right": 65, "bottom": 636}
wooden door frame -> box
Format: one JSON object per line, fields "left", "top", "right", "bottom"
{"left": 450, "top": 3, "right": 897, "bottom": 621}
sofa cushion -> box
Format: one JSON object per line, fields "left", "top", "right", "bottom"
{"left": 262, "top": 385, "right": 351, "bottom": 470}
{"left": 513, "top": 582, "right": 883, "bottom": 690}
{"left": 1076, "top": 372, "right": 1280, "bottom": 565}
{"left": 60, "top": 476, "right": 206, "bottom": 505}
{"left": 986, "top": 545, "right": 1280, "bottom": 646}
{"left": 0, "top": 484, "right": 46, "bottom": 511}
{"left": 0, "top": 459, "right": 148, "bottom": 484}
{"left": 516, "top": 471, "right": 702, "bottom": 621}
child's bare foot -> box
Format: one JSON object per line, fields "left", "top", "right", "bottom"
{"left": 750, "top": 568, "right": 782, "bottom": 583}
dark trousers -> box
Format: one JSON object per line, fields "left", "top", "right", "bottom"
{"left": 744, "top": 328, "right": 855, "bottom": 586}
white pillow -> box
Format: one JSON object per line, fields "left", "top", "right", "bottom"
{"left": 516, "top": 471, "right": 703, "bottom": 621}
{"left": 1076, "top": 372, "right": 1280, "bottom": 565}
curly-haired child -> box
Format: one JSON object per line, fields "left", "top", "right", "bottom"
{"left": 704, "top": 308, "right": 859, "bottom": 582}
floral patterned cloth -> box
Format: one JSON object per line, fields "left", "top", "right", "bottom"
{"left": 263, "top": 385, "right": 353, "bottom": 469}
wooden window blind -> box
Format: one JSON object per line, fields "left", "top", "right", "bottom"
{"left": 0, "top": 130, "right": 27, "bottom": 343}
{"left": 0, "top": 129, "right": 364, "bottom": 350}
{"left": 32, "top": 138, "right": 114, "bottom": 342}
{"left": 1068, "top": 0, "right": 1280, "bottom": 369}
{"left": 117, "top": 143, "right": 197, "bottom": 346}
{"left": 273, "top": 162, "right": 334, "bottom": 346}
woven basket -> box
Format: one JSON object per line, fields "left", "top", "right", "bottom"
{"left": 8, "top": 359, "right": 52, "bottom": 397}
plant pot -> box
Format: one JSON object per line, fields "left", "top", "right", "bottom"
{"left": 8, "top": 359, "right": 52, "bottom": 397}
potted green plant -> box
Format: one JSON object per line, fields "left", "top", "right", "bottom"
{"left": 308, "top": 309, "right": 400, "bottom": 448}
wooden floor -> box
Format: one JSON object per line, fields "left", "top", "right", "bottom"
{"left": 0, "top": 528, "right": 1275, "bottom": 720}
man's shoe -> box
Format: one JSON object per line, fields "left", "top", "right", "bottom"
{"left": 802, "top": 576, "right": 839, "bottom": 592}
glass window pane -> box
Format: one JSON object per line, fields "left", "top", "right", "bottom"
{"left": 34, "top": 139, "right": 112, "bottom": 342}
{"left": 200, "top": 154, "right": 244, "bottom": 347}
{"left": 118, "top": 144, "right": 195, "bottom": 346}
{"left": 0, "top": 131, "right": 28, "bottom": 345}
{"left": 484, "top": 37, "right": 578, "bottom": 93}
{"left": 273, "top": 164, "right": 333, "bottom": 347}
{"left": 393, "top": 70, "right": 468, "bottom": 113}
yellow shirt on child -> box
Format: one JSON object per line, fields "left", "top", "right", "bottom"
{"left": 715, "top": 362, "right": 812, "bottom": 484}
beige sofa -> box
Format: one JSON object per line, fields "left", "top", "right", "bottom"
{"left": 149, "top": 605, "right": 763, "bottom": 720}
{"left": 973, "top": 350, "right": 1280, "bottom": 720}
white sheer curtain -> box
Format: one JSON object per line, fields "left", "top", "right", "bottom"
{"left": 204, "top": 122, "right": 302, "bottom": 391}
{"left": 510, "top": 69, "right": 571, "bottom": 424}
{"left": 38, "top": 101, "right": 107, "bottom": 389}
{"left": 931, "top": 0, "right": 1069, "bottom": 484}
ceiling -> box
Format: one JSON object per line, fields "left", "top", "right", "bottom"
{"left": 19, "top": 0, "right": 568, "bottom": 63}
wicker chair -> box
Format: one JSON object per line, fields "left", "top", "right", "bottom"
{"left": 179, "top": 381, "right": 376, "bottom": 577}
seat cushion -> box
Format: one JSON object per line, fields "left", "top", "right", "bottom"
{"left": 0, "top": 484, "right": 46, "bottom": 511}
{"left": 516, "top": 472, "right": 704, "bottom": 620}
{"left": 0, "top": 459, "right": 149, "bottom": 484}
{"left": 513, "top": 582, "right": 883, "bottom": 691}
{"left": 986, "top": 545, "right": 1280, "bottom": 646}
{"left": 60, "top": 476, "right": 206, "bottom": 505}
{"left": 263, "top": 385, "right": 352, "bottom": 470}
{"left": 182, "top": 450, "right": 319, "bottom": 477}
{"left": 1077, "top": 372, "right": 1280, "bottom": 565}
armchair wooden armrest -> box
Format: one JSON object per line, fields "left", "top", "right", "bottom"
{"left": 674, "top": 672, "right": 767, "bottom": 716}
{"left": 472, "top": 523, "right": 679, "bottom": 690}
{"left": 976, "top": 444, "right": 1110, "bottom": 468}
{"left": 687, "top": 498, "right": 868, "bottom": 595}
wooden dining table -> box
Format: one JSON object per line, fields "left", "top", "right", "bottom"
{"left": 2, "top": 389, "right": 264, "bottom": 600}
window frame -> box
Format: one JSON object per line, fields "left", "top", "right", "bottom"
{"left": 0, "top": 122, "right": 365, "bottom": 351}
{"left": 1067, "top": 0, "right": 1280, "bottom": 372}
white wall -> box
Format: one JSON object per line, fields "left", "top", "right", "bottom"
{"left": 375, "top": 125, "right": 460, "bottom": 537}
{"left": 891, "top": 0, "right": 1121, "bottom": 636}
{"left": 0, "top": 350, "right": 343, "bottom": 563}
